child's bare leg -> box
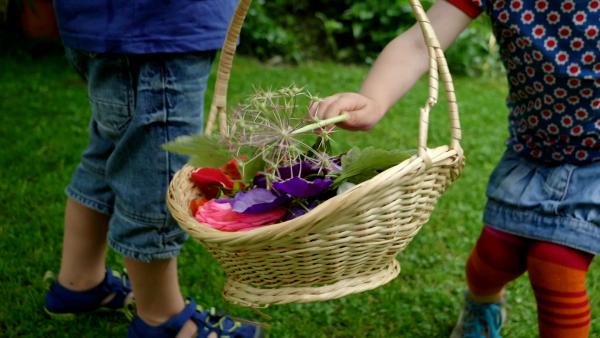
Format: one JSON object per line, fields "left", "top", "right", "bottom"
{"left": 123, "top": 258, "right": 184, "bottom": 324}
{"left": 124, "top": 258, "right": 214, "bottom": 338}
{"left": 58, "top": 197, "right": 108, "bottom": 290}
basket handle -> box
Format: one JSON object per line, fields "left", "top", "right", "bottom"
{"left": 408, "top": 0, "right": 462, "bottom": 165}
{"left": 205, "top": 0, "right": 463, "bottom": 163}
{"left": 205, "top": 0, "right": 253, "bottom": 136}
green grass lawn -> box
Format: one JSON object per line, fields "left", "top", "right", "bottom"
{"left": 0, "top": 53, "right": 598, "bottom": 338}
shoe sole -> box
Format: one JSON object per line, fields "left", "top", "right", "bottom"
{"left": 44, "top": 303, "right": 135, "bottom": 321}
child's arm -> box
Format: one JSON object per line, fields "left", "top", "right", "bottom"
{"left": 310, "top": 0, "right": 474, "bottom": 131}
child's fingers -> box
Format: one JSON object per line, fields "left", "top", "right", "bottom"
{"left": 308, "top": 93, "right": 375, "bottom": 131}
{"left": 322, "top": 95, "right": 366, "bottom": 127}
{"left": 308, "top": 96, "right": 340, "bottom": 133}
{"left": 308, "top": 100, "right": 320, "bottom": 118}
{"left": 309, "top": 95, "right": 339, "bottom": 120}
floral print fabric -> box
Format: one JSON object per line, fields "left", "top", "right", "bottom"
{"left": 448, "top": 0, "right": 599, "bottom": 163}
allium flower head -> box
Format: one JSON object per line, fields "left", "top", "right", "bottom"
{"left": 226, "top": 85, "right": 336, "bottom": 183}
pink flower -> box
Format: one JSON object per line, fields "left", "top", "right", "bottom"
{"left": 194, "top": 200, "right": 286, "bottom": 232}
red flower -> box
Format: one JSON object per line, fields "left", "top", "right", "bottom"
{"left": 222, "top": 159, "right": 242, "bottom": 180}
{"left": 190, "top": 160, "right": 245, "bottom": 199}
{"left": 191, "top": 168, "right": 234, "bottom": 199}
{"left": 191, "top": 167, "right": 234, "bottom": 188}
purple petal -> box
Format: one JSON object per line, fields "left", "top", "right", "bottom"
{"left": 272, "top": 177, "right": 333, "bottom": 198}
{"left": 253, "top": 174, "right": 267, "bottom": 189}
{"left": 283, "top": 207, "right": 309, "bottom": 221}
{"left": 232, "top": 188, "right": 289, "bottom": 214}
{"left": 283, "top": 201, "right": 320, "bottom": 221}
{"left": 277, "top": 161, "right": 320, "bottom": 179}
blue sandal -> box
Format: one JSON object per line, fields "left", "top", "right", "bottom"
{"left": 127, "top": 299, "right": 264, "bottom": 338}
{"left": 44, "top": 268, "right": 134, "bottom": 320}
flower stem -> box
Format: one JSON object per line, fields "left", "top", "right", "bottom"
{"left": 290, "top": 113, "right": 350, "bottom": 135}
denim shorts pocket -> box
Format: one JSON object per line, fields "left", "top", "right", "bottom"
{"left": 87, "top": 55, "right": 133, "bottom": 136}
{"left": 90, "top": 100, "right": 132, "bottom": 137}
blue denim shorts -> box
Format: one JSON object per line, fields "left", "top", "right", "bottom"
{"left": 65, "top": 48, "right": 214, "bottom": 262}
{"left": 484, "top": 148, "right": 600, "bottom": 255}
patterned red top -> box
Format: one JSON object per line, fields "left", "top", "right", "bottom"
{"left": 447, "top": 0, "right": 600, "bottom": 164}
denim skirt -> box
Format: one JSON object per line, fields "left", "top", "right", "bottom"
{"left": 483, "top": 148, "right": 600, "bottom": 255}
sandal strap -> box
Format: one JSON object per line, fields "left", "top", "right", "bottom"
{"left": 192, "top": 306, "right": 239, "bottom": 337}
{"left": 158, "top": 299, "right": 198, "bottom": 336}
{"left": 128, "top": 299, "right": 255, "bottom": 338}
{"left": 101, "top": 268, "right": 133, "bottom": 310}
{"left": 153, "top": 300, "right": 235, "bottom": 337}
{"left": 44, "top": 268, "right": 132, "bottom": 314}
{"left": 128, "top": 299, "right": 214, "bottom": 338}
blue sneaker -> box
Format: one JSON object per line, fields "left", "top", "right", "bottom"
{"left": 127, "top": 299, "right": 264, "bottom": 338}
{"left": 450, "top": 294, "right": 506, "bottom": 338}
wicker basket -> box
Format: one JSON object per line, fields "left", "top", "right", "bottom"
{"left": 167, "top": 0, "right": 464, "bottom": 308}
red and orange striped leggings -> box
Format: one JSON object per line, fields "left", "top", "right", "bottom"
{"left": 466, "top": 226, "right": 595, "bottom": 338}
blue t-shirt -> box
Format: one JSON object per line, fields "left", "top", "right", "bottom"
{"left": 54, "top": 0, "right": 236, "bottom": 54}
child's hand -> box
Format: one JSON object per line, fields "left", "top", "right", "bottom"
{"left": 308, "top": 93, "right": 385, "bottom": 131}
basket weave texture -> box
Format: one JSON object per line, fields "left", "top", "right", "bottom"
{"left": 167, "top": 0, "right": 465, "bottom": 308}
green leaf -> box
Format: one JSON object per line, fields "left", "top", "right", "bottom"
{"left": 332, "top": 147, "right": 413, "bottom": 187}
{"left": 239, "top": 156, "right": 265, "bottom": 184}
{"left": 161, "top": 134, "right": 232, "bottom": 168}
